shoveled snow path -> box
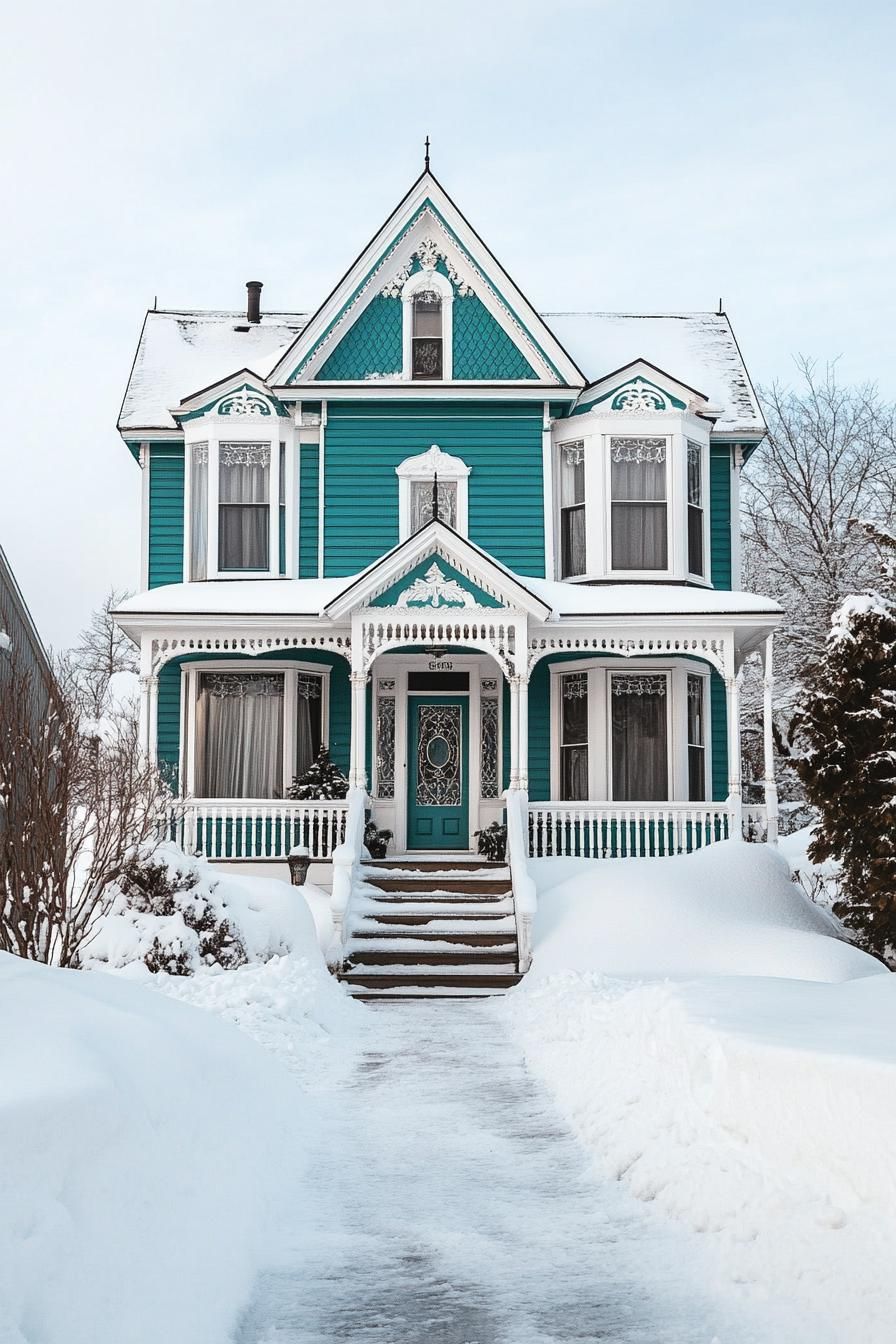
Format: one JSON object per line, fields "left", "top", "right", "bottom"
{"left": 235, "top": 1001, "right": 793, "bottom": 1344}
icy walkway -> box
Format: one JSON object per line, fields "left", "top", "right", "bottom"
{"left": 234, "top": 1001, "right": 798, "bottom": 1344}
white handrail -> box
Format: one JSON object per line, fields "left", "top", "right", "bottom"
{"left": 505, "top": 789, "right": 536, "bottom": 973}
{"left": 328, "top": 785, "right": 367, "bottom": 970}
{"left": 167, "top": 799, "right": 350, "bottom": 862}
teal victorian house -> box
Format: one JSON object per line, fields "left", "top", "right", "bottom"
{"left": 114, "top": 160, "right": 781, "bottom": 982}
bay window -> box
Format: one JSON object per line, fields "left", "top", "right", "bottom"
{"left": 560, "top": 672, "right": 589, "bottom": 800}
{"left": 190, "top": 444, "right": 208, "bottom": 581}
{"left": 687, "top": 673, "right": 706, "bottom": 800}
{"left": 610, "top": 437, "right": 668, "bottom": 571}
{"left": 610, "top": 673, "right": 668, "bottom": 801}
{"left": 190, "top": 665, "right": 326, "bottom": 799}
{"left": 218, "top": 443, "right": 270, "bottom": 571}
{"left": 559, "top": 442, "right": 586, "bottom": 578}
{"left": 687, "top": 440, "right": 705, "bottom": 577}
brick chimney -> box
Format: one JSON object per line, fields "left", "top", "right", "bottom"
{"left": 246, "top": 280, "right": 263, "bottom": 324}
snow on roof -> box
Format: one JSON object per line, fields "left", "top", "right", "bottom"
{"left": 544, "top": 312, "right": 764, "bottom": 436}
{"left": 118, "top": 308, "right": 763, "bottom": 439}
{"left": 115, "top": 576, "right": 780, "bottom": 622}
{"left": 118, "top": 310, "right": 309, "bottom": 433}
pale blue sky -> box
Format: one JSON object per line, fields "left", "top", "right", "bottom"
{"left": 1, "top": 0, "right": 893, "bottom": 646}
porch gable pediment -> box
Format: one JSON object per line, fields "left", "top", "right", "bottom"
{"left": 324, "top": 521, "right": 552, "bottom": 621}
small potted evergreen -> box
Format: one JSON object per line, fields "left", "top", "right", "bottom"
{"left": 286, "top": 746, "right": 349, "bottom": 857}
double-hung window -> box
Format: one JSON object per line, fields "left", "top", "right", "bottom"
{"left": 610, "top": 437, "right": 668, "bottom": 571}
{"left": 610, "top": 673, "right": 669, "bottom": 801}
{"left": 687, "top": 440, "right": 705, "bottom": 577}
{"left": 559, "top": 442, "right": 586, "bottom": 578}
{"left": 559, "top": 672, "right": 589, "bottom": 800}
{"left": 193, "top": 667, "right": 324, "bottom": 799}
{"left": 218, "top": 443, "right": 270, "bottom": 572}
{"left": 687, "top": 673, "right": 706, "bottom": 800}
{"left": 412, "top": 291, "right": 443, "bottom": 379}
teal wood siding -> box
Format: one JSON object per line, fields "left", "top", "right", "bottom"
{"left": 452, "top": 295, "right": 538, "bottom": 379}
{"left": 156, "top": 652, "right": 352, "bottom": 792}
{"left": 317, "top": 296, "right": 402, "bottom": 380}
{"left": 710, "top": 669, "right": 728, "bottom": 802}
{"left": 710, "top": 445, "right": 732, "bottom": 590}
{"left": 299, "top": 444, "right": 320, "bottom": 577}
{"left": 148, "top": 446, "right": 184, "bottom": 588}
{"left": 527, "top": 654, "right": 728, "bottom": 803}
{"left": 323, "top": 401, "right": 545, "bottom": 576}
{"left": 157, "top": 662, "right": 183, "bottom": 790}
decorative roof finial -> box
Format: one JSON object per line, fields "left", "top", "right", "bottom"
{"left": 432, "top": 471, "right": 440, "bottom": 523}
{"left": 424, "top": 135, "right": 431, "bottom": 171}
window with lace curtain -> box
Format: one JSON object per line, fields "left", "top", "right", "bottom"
{"left": 687, "top": 440, "right": 705, "bottom": 577}
{"left": 218, "top": 443, "right": 270, "bottom": 571}
{"left": 610, "top": 437, "right": 668, "bottom": 571}
{"left": 559, "top": 442, "right": 585, "bottom": 577}
{"left": 410, "top": 478, "right": 457, "bottom": 531}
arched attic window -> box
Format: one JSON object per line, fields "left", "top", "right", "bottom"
{"left": 401, "top": 269, "right": 453, "bottom": 380}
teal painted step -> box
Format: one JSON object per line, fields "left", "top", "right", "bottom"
{"left": 323, "top": 400, "right": 545, "bottom": 577}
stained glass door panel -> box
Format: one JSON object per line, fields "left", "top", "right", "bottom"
{"left": 406, "top": 697, "right": 469, "bottom": 850}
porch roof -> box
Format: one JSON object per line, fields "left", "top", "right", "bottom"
{"left": 115, "top": 574, "right": 780, "bottom": 623}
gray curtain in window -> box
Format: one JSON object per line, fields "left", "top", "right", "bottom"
{"left": 196, "top": 673, "right": 283, "bottom": 798}
{"left": 411, "top": 479, "right": 457, "bottom": 530}
{"left": 611, "top": 455, "right": 667, "bottom": 570}
{"left": 219, "top": 457, "right": 269, "bottom": 570}
{"left": 190, "top": 444, "right": 208, "bottom": 581}
{"left": 611, "top": 676, "right": 667, "bottom": 801}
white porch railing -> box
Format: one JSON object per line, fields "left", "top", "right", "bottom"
{"left": 168, "top": 800, "right": 350, "bottom": 861}
{"left": 527, "top": 802, "right": 742, "bottom": 859}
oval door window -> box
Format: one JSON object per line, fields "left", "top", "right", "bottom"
{"left": 426, "top": 735, "right": 451, "bottom": 769}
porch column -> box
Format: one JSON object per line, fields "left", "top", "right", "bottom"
{"left": 349, "top": 671, "right": 368, "bottom": 790}
{"left": 725, "top": 670, "right": 743, "bottom": 838}
{"left": 517, "top": 675, "right": 529, "bottom": 792}
{"left": 508, "top": 676, "right": 521, "bottom": 789}
{"left": 762, "top": 634, "right": 779, "bottom": 844}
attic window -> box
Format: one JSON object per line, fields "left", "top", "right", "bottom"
{"left": 412, "top": 292, "right": 443, "bottom": 379}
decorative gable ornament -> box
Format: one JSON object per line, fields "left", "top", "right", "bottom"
{"left": 610, "top": 380, "right": 669, "bottom": 412}
{"left": 216, "top": 389, "right": 272, "bottom": 417}
{"left": 395, "top": 561, "right": 477, "bottom": 609}
{"left": 380, "top": 237, "right": 476, "bottom": 298}
{"left": 395, "top": 444, "right": 471, "bottom": 481}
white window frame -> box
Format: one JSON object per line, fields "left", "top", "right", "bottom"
{"left": 400, "top": 268, "right": 454, "bottom": 381}
{"left": 549, "top": 659, "right": 711, "bottom": 802}
{"left": 182, "top": 660, "right": 331, "bottom": 801}
{"left": 395, "top": 444, "right": 470, "bottom": 540}
{"left": 557, "top": 440, "right": 587, "bottom": 578}
{"left": 606, "top": 435, "right": 673, "bottom": 580}
{"left": 685, "top": 438, "right": 710, "bottom": 581}
{"left": 184, "top": 412, "right": 297, "bottom": 582}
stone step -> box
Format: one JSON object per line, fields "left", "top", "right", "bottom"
{"left": 347, "top": 947, "right": 517, "bottom": 967}
{"left": 363, "top": 876, "right": 512, "bottom": 895}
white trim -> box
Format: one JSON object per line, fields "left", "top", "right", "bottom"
{"left": 183, "top": 658, "right": 331, "bottom": 799}
{"left": 317, "top": 401, "right": 327, "bottom": 578}
{"left": 541, "top": 403, "right": 555, "bottom": 580}
{"left": 731, "top": 445, "right": 744, "bottom": 589}
{"left": 396, "top": 444, "right": 470, "bottom": 541}
{"left": 139, "top": 443, "right": 150, "bottom": 590}
{"left": 548, "top": 656, "right": 711, "bottom": 804}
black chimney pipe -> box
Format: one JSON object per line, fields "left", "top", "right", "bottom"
{"left": 246, "top": 280, "right": 263, "bottom": 324}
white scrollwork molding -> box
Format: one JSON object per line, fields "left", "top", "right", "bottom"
{"left": 381, "top": 237, "right": 476, "bottom": 298}
{"left": 395, "top": 562, "right": 477, "bottom": 609}
{"left": 216, "top": 389, "right": 273, "bottom": 417}
{"left": 150, "top": 632, "right": 352, "bottom": 675}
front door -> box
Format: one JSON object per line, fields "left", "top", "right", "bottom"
{"left": 406, "top": 696, "right": 469, "bottom": 850}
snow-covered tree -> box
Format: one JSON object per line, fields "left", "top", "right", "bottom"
{"left": 795, "top": 532, "right": 896, "bottom": 964}
{"left": 61, "top": 588, "right": 138, "bottom": 720}
{"left": 286, "top": 745, "right": 349, "bottom": 800}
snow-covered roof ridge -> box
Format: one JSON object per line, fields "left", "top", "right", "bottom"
{"left": 118, "top": 307, "right": 763, "bottom": 437}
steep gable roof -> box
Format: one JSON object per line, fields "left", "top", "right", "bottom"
{"left": 267, "top": 169, "right": 584, "bottom": 388}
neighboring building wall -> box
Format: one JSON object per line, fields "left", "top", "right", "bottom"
{"left": 323, "top": 400, "right": 546, "bottom": 576}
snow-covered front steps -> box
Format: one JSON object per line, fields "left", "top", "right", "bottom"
{"left": 339, "top": 859, "right": 523, "bottom": 1000}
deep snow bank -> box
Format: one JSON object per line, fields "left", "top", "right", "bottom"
{"left": 0, "top": 951, "right": 304, "bottom": 1344}
{"left": 507, "top": 971, "right": 896, "bottom": 1343}
{"left": 528, "top": 839, "right": 876, "bottom": 981}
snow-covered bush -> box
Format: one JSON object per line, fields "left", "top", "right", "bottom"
{"left": 286, "top": 744, "right": 348, "bottom": 799}
{"left": 84, "top": 842, "right": 323, "bottom": 975}
{"left": 115, "top": 853, "right": 247, "bottom": 975}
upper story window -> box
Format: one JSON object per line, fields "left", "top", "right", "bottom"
{"left": 610, "top": 437, "right": 668, "bottom": 572}
{"left": 218, "top": 443, "right": 270, "bottom": 572}
{"left": 187, "top": 431, "right": 285, "bottom": 580}
{"left": 396, "top": 444, "right": 469, "bottom": 541}
{"left": 559, "top": 442, "right": 586, "bottom": 578}
{"left": 687, "top": 440, "right": 704, "bottom": 577}
{"left": 412, "top": 292, "right": 443, "bottom": 379}
{"left": 401, "top": 269, "right": 453, "bottom": 380}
